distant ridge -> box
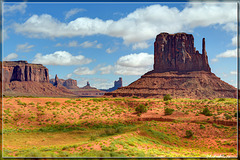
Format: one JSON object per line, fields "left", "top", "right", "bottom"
{"left": 2, "top": 61, "right": 76, "bottom": 97}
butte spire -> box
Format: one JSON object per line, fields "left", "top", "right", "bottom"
{"left": 106, "top": 32, "right": 236, "bottom": 99}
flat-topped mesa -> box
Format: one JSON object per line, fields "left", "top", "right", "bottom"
{"left": 153, "top": 32, "right": 211, "bottom": 73}
{"left": 2, "top": 61, "right": 49, "bottom": 82}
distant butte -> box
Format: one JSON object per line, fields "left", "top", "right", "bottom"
{"left": 106, "top": 32, "right": 237, "bottom": 99}
{"left": 2, "top": 61, "right": 76, "bottom": 97}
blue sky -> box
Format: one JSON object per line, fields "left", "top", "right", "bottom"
{"left": 2, "top": 2, "right": 237, "bottom": 89}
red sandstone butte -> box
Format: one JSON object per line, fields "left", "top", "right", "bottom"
{"left": 106, "top": 32, "right": 237, "bottom": 99}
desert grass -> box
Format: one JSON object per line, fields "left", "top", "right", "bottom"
{"left": 2, "top": 97, "right": 238, "bottom": 158}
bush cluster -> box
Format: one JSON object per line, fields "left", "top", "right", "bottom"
{"left": 201, "top": 107, "right": 212, "bottom": 116}
{"left": 135, "top": 104, "right": 148, "bottom": 114}
{"left": 164, "top": 108, "right": 174, "bottom": 115}
{"left": 185, "top": 130, "right": 194, "bottom": 138}
{"left": 163, "top": 94, "right": 172, "bottom": 101}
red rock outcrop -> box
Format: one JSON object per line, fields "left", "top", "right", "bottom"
{"left": 106, "top": 32, "right": 237, "bottom": 99}
{"left": 102, "top": 77, "right": 123, "bottom": 92}
{"left": 2, "top": 61, "right": 76, "bottom": 97}
{"left": 154, "top": 33, "right": 210, "bottom": 73}
{"left": 50, "top": 75, "right": 78, "bottom": 89}
{"left": 2, "top": 61, "right": 49, "bottom": 83}
{"left": 69, "top": 82, "right": 106, "bottom": 97}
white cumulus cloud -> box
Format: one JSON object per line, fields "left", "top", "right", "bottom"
{"left": 13, "top": 3, "right": 237, "bottom": 45}
{"left": 115, "top": 52, "right": 154, "bottom": 75}
{"left": 32, "top": 51, "right": 92, "bottom": 65}
{"left": 216, "top": 49, "right": 237, "bottom": 58}
{"left": 132, "top": 42, "right": 150, "bottom": 50}
{"left": 99, "top": 65, "right": 114, "bottom": 74}
{"left": 3, "top": 53, "right": 18, "bottom": 61}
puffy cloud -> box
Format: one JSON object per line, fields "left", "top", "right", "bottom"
{"left": 14, "top": 14, "right": 113, "bottom": 38}
{"left": 132, "top": 42, "right": 150, "bottom": 50}
{"left": 73, "top": 67, "right": 97, "bottom": 75}
{"left": 32, "top": 51, "right": 92, "bottom": 65}
{"left": 69, "top": 53, "right": 153, "bottom": 76}
{"left": 99, "top": 65, "right": 114, "bottom": 74}
{"left": 115, "top": 52, "right": 154, "bottom": 75}
{"left": 4, "top": 2, "right": 27, "bottom": 14}
{"left": 116, "top": 52, "right": 153, "bottom": 68}
{"left": 222, "top": 22, "right": 237, "bottom": 32}
{"left": 216, "top": 49, "right": 237, "bottom": 58}
{"left": 14, "top": 3, "right": 237, "bottom": 45}
{"left": 3, "top": 53, "right": 18, "bottom": 61}
{"left": 65, "top": 8, "right": 86, "bottom": 20}
{"left": 16, "top": 43, "right": 34, "bottom": 52}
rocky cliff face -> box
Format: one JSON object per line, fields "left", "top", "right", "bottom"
{"left": 2, "top": 61, "right": 77, "bottom": 97}
{"left": 154, "top": 33, "right": 210, "bottom": 72}
{"left": 50, "top": 75, "right": 78, "bottom": 89}
{"left": 3, "top": 61, "right": 49, "bottom": 83}
{"left": 106, "top": 32, "right": 236, "bottom": 99}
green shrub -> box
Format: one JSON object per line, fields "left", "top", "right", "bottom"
{"left": 135, "top": 104, "right": 148, "bottom": 113}
{"left": 201, "top": 107, "right": 212, "bottom": 116}
{"left": 132, "top": 96, "right": 139, "bottom": 99}
{"left": 164, "top": 108, "right": 174, "bottom": 115}
{"left": 163, "top": 94, "right": 172, "bottom": 101}
{"left": 200, "top": 124, "right": 205, "bottom": 129}
{"left": 217, "top": 98, "right": 225, "bottom": 102}
{"left": 164, "top": 101, "right": 169, "bottom": 105}
{"left": 212, "top": 123, "right": 221, "bottom": 128}
{"left": 45, "top": 101, "right": 51, "bottom": 105}
{"left": 185, "top": 130, "right": 194, "bottom": 138}
{"left": 28, "top": 102, "right": 35, "bottom": 106}
{"left": 224, "top": 113, "right": 232, "bottom": 120}
{"left": 52, "top": 101, "right": 61, "bottom": 107}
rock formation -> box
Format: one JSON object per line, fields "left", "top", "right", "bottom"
{"left": 153, "top": 33, "right": 210, "bottom": 73}
{"left": 2, "top": 61, "right": 76, "bottom": 97}
{"left": 50, "top": 76, "right": 78, "bottom": 89}
{"left": 2, "top": 61, "right": 49, "bottom": 83}
{"left": 69, "top": 82, "right": 106, "bottom": 97}
{"left": 101, "top": 77, "right": 123, "bottom": 92}
{"left": 106, "top": 33, "right": 237, "bottom": 99}
{"left": 50, "top": 77, "right": 106, "bottom": 97}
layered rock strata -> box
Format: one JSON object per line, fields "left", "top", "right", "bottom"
{"left": 2, "top": 61, "right": 76, "bottom": 97}
{"left": 50, "top": 75, "right": 78, "bottom": 89}
{"left": 106, "top": 33, "right": 236, "bottom": 99}
{"left": 2, "top": 61, "right": 49, "bottom": 82}
{"left": 153, "top": 33, "right": 210, "bottom": 72}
